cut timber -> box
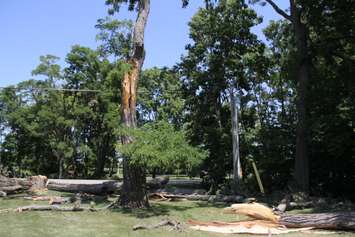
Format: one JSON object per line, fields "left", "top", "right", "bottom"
{"left": 279, "top": 212, "right": 355, "bottom": 230}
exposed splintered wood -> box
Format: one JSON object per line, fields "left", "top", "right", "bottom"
{"left": 225, "top": 203, "right": 355, "bottom": 231}
{"left": 279, "top": 212, "right": 355, "bottom": 230}
{"left": 28, "top": 175, "right": 48, "bottom": 191}
{"left": 190, "top": 203, "right": 355, "bottom": 235}
{"left": 188, "top": 219, "right": 313, "bottom": 235}
{"left": 224, "top": 203, "right": 279, "bottom": 222}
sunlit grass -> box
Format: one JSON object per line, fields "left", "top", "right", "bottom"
{"left": 0, "top": 193, "right": 354, "bottom": 237}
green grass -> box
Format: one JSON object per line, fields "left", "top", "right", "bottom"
{"left": 0, "top": 193, "right": 354, "bottom": 237}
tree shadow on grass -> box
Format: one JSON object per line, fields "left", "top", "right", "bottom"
{"left": 111, "top": 201, "right": 228, "bottom": 219}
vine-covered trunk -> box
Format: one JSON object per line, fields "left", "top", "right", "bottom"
{"left": 120, "top": 0, "right": 150, "bottom": 208}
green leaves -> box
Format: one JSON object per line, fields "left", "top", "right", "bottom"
{"left": 117, "top": 121, "right": 207, "bottom": 172}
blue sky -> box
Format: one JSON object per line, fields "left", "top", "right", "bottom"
{"left": 0, "top": 0, "right": 289, "bottom": 87}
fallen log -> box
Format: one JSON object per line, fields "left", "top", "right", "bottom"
{"left": 23, "top": 196, "right": 69, "bottom": 205}
{"left": 15, "top": 205, "right": 92, "bottom": 212}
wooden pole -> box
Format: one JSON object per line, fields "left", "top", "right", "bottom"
{"left": 251, "top": 160, "right": 264, "bottom": 194}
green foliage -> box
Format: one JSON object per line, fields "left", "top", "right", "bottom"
{"left": 117, "top": 121, "right": 207, "bottom": 174}
{"left": 96, "top": 17, "right": 133, "bottom": 59}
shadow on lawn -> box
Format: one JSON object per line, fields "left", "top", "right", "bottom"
{"left": 111, "top": 201, "right": 228, "bottom": 219}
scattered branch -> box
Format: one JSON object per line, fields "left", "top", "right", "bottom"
{"left": 133, "top": 219, "right": 183, "bottom": 231}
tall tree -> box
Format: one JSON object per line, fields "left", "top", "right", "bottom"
{"left": 180, "top": 0, "right": 265, "bottom": 192}
{"left": 252, "top": 0, "right": 311, "bottom": 191}
{"left": 105, "top": 0, "right": 151, "bottom": 207}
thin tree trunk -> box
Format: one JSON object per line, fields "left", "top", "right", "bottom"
{"left": 230, "top": 88, "right": 242, "bottom": 188}
{"left": 120, "top": 0, "right": 150, "bottom": 208}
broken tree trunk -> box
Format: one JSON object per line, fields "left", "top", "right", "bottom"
{"left": 119, "top": 0, "right": 151, "bottom": 209}
{"left": 226, "top": 203, "right": 355, "bottom": 231}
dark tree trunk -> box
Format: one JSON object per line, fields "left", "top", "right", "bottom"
{"left": 94, "top": 135, "right": 109, "bottom": 178}
{"left": 59, "top": 157, "right": 64, "bottom": 179}
{"left": 265, "top": 0, "right": 310, "bottom": 192}
{"left": 120, "top": 0, "right": 150, "bottom": 208}
{"left": 290, "top": 0, "right": 310, "bottom": 192}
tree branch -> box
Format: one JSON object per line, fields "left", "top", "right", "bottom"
{"left": 265, "top": 0, "right": 292, "bottom": 22}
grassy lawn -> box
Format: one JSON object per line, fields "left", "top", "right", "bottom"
{"left": 0, "top": 193, "right": 354, "bottom": 237}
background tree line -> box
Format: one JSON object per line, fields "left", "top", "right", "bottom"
{"left": 0, "top": 0, "right": 354, "bottom": 200}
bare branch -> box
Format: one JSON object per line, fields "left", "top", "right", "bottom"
{"left": 265, "top": 0, "right": 292, "bottom": 22}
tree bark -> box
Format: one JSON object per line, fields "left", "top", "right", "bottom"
{"left": 280, "top": 212, "right": 355, "bottom": 230}
{"left": 120, "top": 0, "right": 150, "bottom": 208}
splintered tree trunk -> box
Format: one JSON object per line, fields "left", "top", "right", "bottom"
{"left": 230, "top": 88, "right": 242, "bottom": 188}
{"left": 120, "top": 0, "right": 150, "bottom": 208}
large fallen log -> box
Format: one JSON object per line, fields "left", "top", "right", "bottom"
{"left": 47, "top": 177, "right": 172, "bottom": 194}
{"left": 47, "top": 179, "right": 120, "bottom": 194}
{"left": 0, "top": 175, "right": 47, "bottom": 195}
{"left": 279, "top": 212, "right": 355, "bottom": 230}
